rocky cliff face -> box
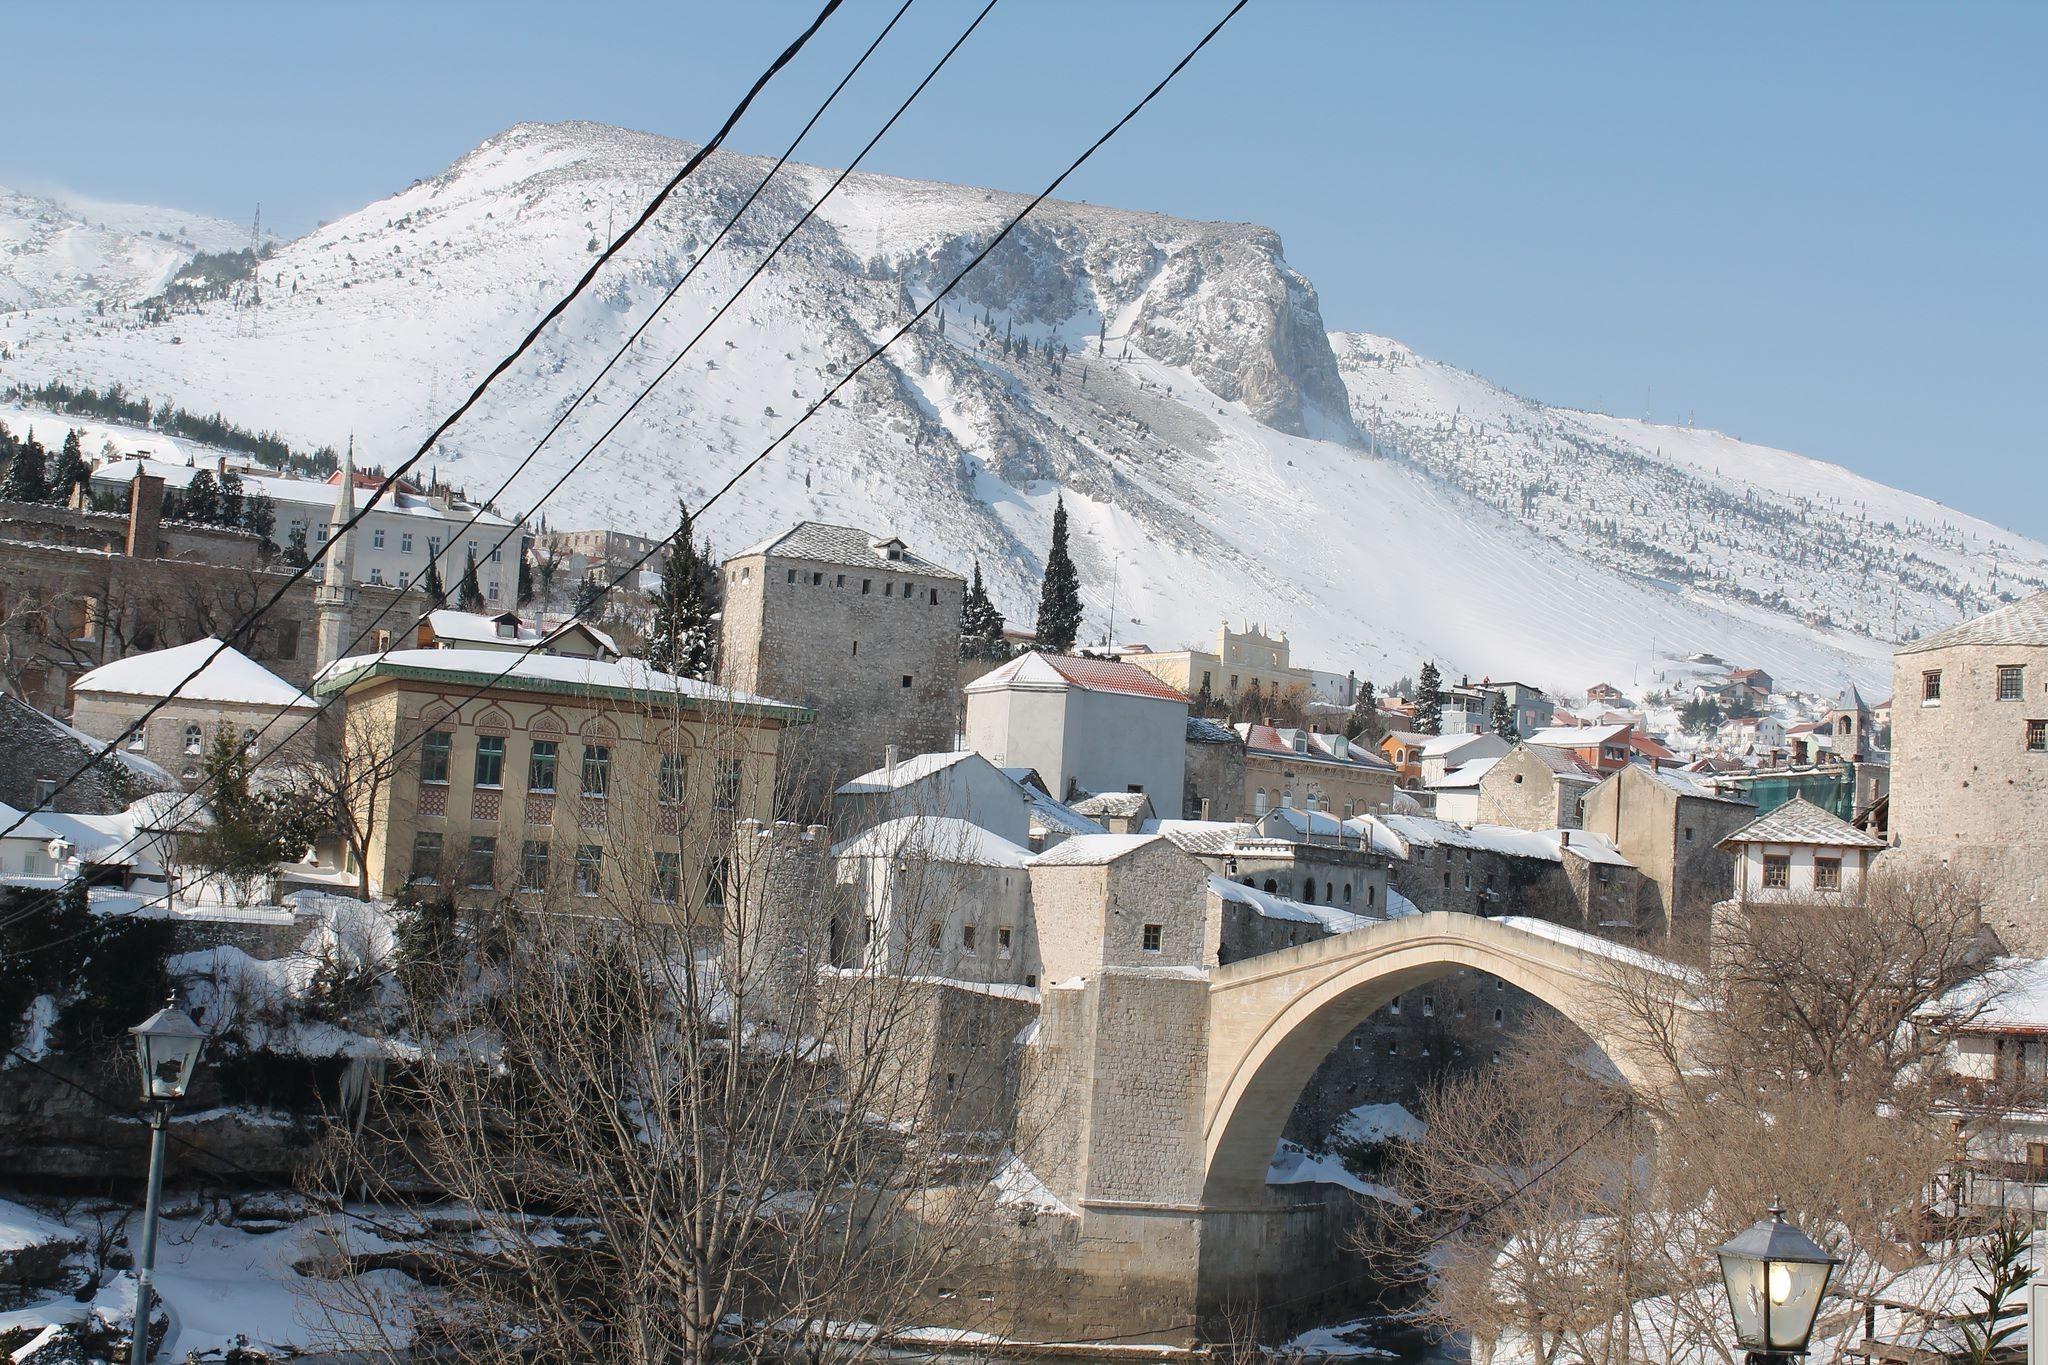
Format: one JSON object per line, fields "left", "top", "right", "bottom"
{"left": 4, "top": 120, "right": 2014, "bottom": 691}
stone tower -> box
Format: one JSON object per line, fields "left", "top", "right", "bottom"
{"left": 314, "top": 438, "right": 358, "bottom": 671}
{"left": 717, "top": 522, "right": 964, "bottom": 809}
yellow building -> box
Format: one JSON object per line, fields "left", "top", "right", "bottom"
{"left": 1120, "top": 622, "right": 1313, "bottom": 706}
{"left": 314, "top": 647, "right": 809, "bottom": 907}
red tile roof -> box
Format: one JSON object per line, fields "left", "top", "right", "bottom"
{"left": 1041, "top": 654, "right": 1192, "bottom": 704}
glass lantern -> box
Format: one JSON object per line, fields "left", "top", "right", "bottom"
{"left": 1714, "top": 1203, "right": 1839, "bottom": 1359}
{"left": 130, "top": 1001, "right": 207, "bottom": 1104}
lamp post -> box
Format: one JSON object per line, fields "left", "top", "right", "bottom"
{"left": 1714, "top": 1202, "right": 1840, "bottom": 1365}
{"left": 129, "top": 999, "right": 206, "bottom": 1365}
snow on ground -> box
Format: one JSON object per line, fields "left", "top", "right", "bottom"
{"left": 991, "top": 1151, "right": 1074, "bottom": 1217}
{"left": 1267, "top": 1141, "right": 1411, "bottom": 1208}
{"left": 1334, "top": 1102, "right": 1425, "bottom": 1147}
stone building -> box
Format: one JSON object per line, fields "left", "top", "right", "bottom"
{"left": 1182, "top": 716, "right": 1246, "bottom": 820}
{"left": 832, "top": 815, "right": 1038, "bottom": 986}
{"left": 965, "top": 652, "right": 1190, "bottom": 807}
{"left": 1118, "top": 621, "right": 1316, "bottom": 707}
{"left": 1237, "top": 723, "right": 1398, "bottom": 818}
{"left": 315, "top": 646, "right": 808, "bottom": 904}
{"left": 1476, "top": 743, "right": 1600, "bottom": 831}
{"left": 1890, "top": 590, "right": 2048, "bottom": 951}
{"left": 535, "top": 525, "right": 669, "bottom": 595}
{"left": 718, "top": 522, "right": 963, "bottom": 806}
{"left": 1360, "top": 813, "right": 1648, "bottom": 936}
{"left": 1580, "top": 763, "right": 1756, "bottom": 944}
{"left": 1718, "top": 795, "right": 1887, "bottom": 905}
{"left": 832, "top": 748, "right": 1040, "bottom": 846}
{"left": 1156, "top": 807, "right": 1393, "bottom": 924}
{"left": 69, "top": 639, "right": 319, "bottom": 786}
{"left": 0, "top": 694, "right": 171, "bottom": 815}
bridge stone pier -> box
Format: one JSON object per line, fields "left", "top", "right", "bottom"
{"left": 1011, "top": 911, "right": 1692, "bottom": 1343}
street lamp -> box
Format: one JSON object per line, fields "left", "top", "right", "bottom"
{"left": 1714, "top": 1202, "right": 1840, "bottom": 1364}
{"left": 129, "top": 999, "right": 206, "bottom": 1365}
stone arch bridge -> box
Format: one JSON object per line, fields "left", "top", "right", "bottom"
{"left": 1013, "top": 911, "right": 1698, "bottom": 1343}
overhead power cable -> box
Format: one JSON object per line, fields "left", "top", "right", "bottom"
{"left": 0, "top": 0, "right": 847, "bottom": 842}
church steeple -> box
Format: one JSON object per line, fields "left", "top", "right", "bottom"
{"left": 314, "top": 436, "right": 359, "bottom": 671}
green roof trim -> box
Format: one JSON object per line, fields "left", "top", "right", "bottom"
{"left": 315, "top": 657, "right": 814, "bottom": 725}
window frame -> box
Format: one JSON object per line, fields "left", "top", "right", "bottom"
{"left": 1761, "top": 854, "right": 1791, "bottom": 889}
{"left": 574, "top": 844, "right": 602, "bottom": 897}
{"left": 581, "top": 744, "right": 612, "bottom": 798}
{"left": 420, "top": 729, "right": 453, "bottom": 784}
{"left": 1814, "top": 857, "right": 1842, "bottom": 892}
{"left": 1922, "top": 669, "right": 1942, "bottom": 703}
{"left": 465, "top": 835, "right": 497, "bottom": 889}
{"left": 1998, "top": 665, "right": 2025, "bottom": 702}
{"left": 519, "top": 839, "right": 550, "bottom": 892}
{"left": 473, "top": 734, "right": 506, "bottom": 789}
{"left": 527, "top": 740, "right": 558, "bottom": 793}
{"left": 1141, "top": 923, "right": 1163, "bottom": 953}
{"left": 409, "top": 831, "right": 444, "bottom": 885}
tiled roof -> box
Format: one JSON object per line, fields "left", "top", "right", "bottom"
{"left": 1071, "top": 791, "right": 1155, "bottom": 819}
{"left": 732, "top": 521, "right": 963, "bottom": 579}
{"left": 1896, "top": 590, "right": 2048, "bottom": 655}
{"left": 966, "top": 652, "right": 1191, "bottom": 704}
{"left": 1526, "top": 723, "right": 1631, "bottom": 748}
{"left": 1027, "top": 832, "right": 1164, "bottom": 867}
{"left": 1718, "top": 796, "right": 1887, "bottom": 849}
{"left": 1638, "top": 766, "right": 1753, "bottom": 806}
{"left": 1518, "top": 744, "right": 1599, "bottom": 779}
{"left": 1238, "top": 725, "right": 1394, "bottom": 769}
{"left": 1148, "top": 819, "right": 1257, "bottom": 855}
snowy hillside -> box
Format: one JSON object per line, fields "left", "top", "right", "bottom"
{"left": 0, "top": 121, "right": 1999, "bottom": 695}
{"left": 0, "top": 184, "right": 252, "bottom": 310}
{"left": 1331, "top": 331, "right": 2048, "bottom": 649}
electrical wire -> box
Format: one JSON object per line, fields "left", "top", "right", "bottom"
{"left": 0, "top": 0, "right": 847, "bottom": 841}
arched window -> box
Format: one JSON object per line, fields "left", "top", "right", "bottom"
{"left": 183, "top": 724, "right": 203, "bottom": 754}
{"left": 1253, "top": 789, "right": 1269, "bottom": 815}
{"left": 1263, "top": 879, "right": 1278, "bottom": 894}
{"left": 1341, "top": 884, "right": 1352, "bottom": 904}
{"left": 1303, "top": 878, "right": 1318, "bottom": 902}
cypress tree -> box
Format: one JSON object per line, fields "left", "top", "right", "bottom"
{"left": 1344, "top": 679, "right": 1384, "bottom": 743}
{"left": 457, "top": 548, "right": 486, "bottom": 611}
{"left": 960, "top": 560, "right": 1006, "bottom": 655}
{"left": 420, "top": 557, "right": 446, "bottom": 608}
{"left": 642, "top": 500, "right": 719, "bottom": 679}
{"left": 1415, "top": 661, "right": 1444, "bottom": 736}
{"left": 49, "top": 429, "right": 90, "bottom": 505}
{"left": 1490, "top": 690, "right": 1518, "bottom": 742}
{"left": 2, "top": 432, "right": 50, "bottom": 504}
{"left": 1034, "top": 497, "right": 1082, "bottom": 653}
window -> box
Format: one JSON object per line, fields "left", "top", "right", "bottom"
{"left": 997, "top": 925, "right": 1013, "bottom": 960}
{"left": 787, "top": 568, "right": 798, "bottom": 584}
{"left": 704, "top": 856, "right": 729, "bottom": 907}
{"left": 1595, "top": 865, "right": 1612, "bottom": 884}
{"left": 659, "top": 753, "right": 686, "bottom": 805}
{"left": 1922, "top": 670, "right": 1942, "bottom": 702}
{"left": 428, "top": 535, "right": 441, "bottom": 558}
{"left": 486, "top": 582, "right": 498, "bottom": 602}
{"left": 2030, "top": 720, "right": 2047, "bottom": 752}
{"left": 489, "top": 545, "right": 501, "bottom": 563}
{"left": 715, "top": 758, "right": 742, "bottom": 811}
{"left": 835, "top": 573, "right": 845, "bottom": 588}
{"left": 409, "top": 832, "right": 443, "bottom": 884}
{"left": 901, "top": 675, "right": 913, "bottom": 689}
{"left": 1390, "top": 996, "right": 1402, "bottom": 1015}
{"left": 1762, "top": 855, "right": 1790, "bottom": 889}
{"left": 526, "top": 740, "right": 557, "bottom": 792}
{"left": 861, "top": 578, "right": 871, "bottom": 594}
{"left": 1493, "top": 1007, "right": 1505, "bottom": 1026}
{"left": 1814, "top": 857, "right": 1841, "bottom": 891}
{"left": 183, "top": 724, "right": 203, "bottom": 754}
{"left": 962, "top": 923, "right": 977, "bottom": 951}
{"left": 929, "top": 588, "right": 939, "bottom": 605}
{"left": 574, "top": 845, "right": 602, "bottom": 897}
{"left": 519, "top": 840, "right": 549, "bottom": 891}
{"left": 1999, "top": 665, "right": 2025, "bottom": 701}
{"left": 467, "top": 540, "right": 478, "bottom": 560}
{"left": 653, "top": 852, "right": 681, "bottom": 904}
{"left": 1423, "top": 995, "right": 1435, "bottom": 1017}
{"left": 32, "top": 778, "right": 57, "bottom": 806}
{"left": 811, "top": 572, "right": 823, "bottom": 586}
{"left": 372, "top": 528, "right": 385, "bottom": 549}
{"left": 1684, "top": 826, "right": 1694, "bottom": 842}
{"left": 400, "top": 532, "right": 413, "bottom": 554}
{"left": 1141, "top": 923, "right": 1163, "bottom": 952}
{"left": 884, "top": 582, "right": 894, "bottom": 597}
{"left": 581, "top": 745, "right": 611, "bottom": 797}
{"left": 241, "top": 727, "right": 257, "bottom": 755}
{"left": 465, "top": 836, "right": 497, "bottom": 888}
{"left": 368, "top": 568, "right": 384, "bottom": 585}
{"left": 398, "top": 573, "right": 411, "bottom": 588}
{"left": 127, "top": 726, "right": 147, "bottom": 752}
{"left": 420, "top": 730, "right": 452, "bottom": 783}
{"left": 473, "top": 735, "right": 506, "bottom": 788}
{"left": 1513, "top": 773, "right": 1524, "bottom": 784}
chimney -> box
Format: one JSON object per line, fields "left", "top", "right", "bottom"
{"left": 217, "top": 456, "right": 228, "bottom": 474}
{"left": 883, "top": 744, "right": 899, "bottom": 784}
{"left": 125, "top": 473, "right": 165, "bottom": 559}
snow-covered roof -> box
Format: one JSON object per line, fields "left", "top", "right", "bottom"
{"left": 0, "top": 799, "right": 62, "bottom": 843}
{"left": 1351, "top": 813, "right": 1629, "bottom": 867}
{"left": 836, "top": 750, "right": 975, "bottom": 794}
{"left": 1185, "top": 716, "right": 1239, "bottom": 745}
{"left": 1070, "top": 791, "right": 1154, "bottom": 820}
{"left": 1146, "top": 819, "right": 1258, "bottom": 856}
{"left": 1526, "top": 723, "right": 1631, "bottom": 747}
{"left": 1236, "top": 724, "right": 1395, "bottom": 770}
{"left": 316, "top": 648, "right": 805, "bottom": 716}
{"left": 832, "top": 816, "right": 1031, "bottom": 868}
{"left": 1896, "top": 589, "right": 2048, "bottom": 655}
{"left": 732, "top": 521, "right": 962, "bottom": 578}
{"left": 1208, "top": 874, "right": 1377, "bottom": 933}
{"left": 966, "top": 652, "right": 1191, "bottom": 705}
{"left": 1027, "top": 832, "right": 1164, "bottom": 867}
{"left": 73, "top": 638, "right": 316, "bottom": 709}
{"left": 1420, "top": 731, "right": 1500, "bottom": 758}
{"left": 1634, "top": 765, "right": 1754, "bottom": 806}
{"left": 1944, "top": 958, "right": 2048, "bottom": 1035}
{"left": 1514, "top": 743, "right": 1600, "bottom": 780}
{"left": 1425, "top": 755, "right": 1501, "bottom": 790}
{"left": 425, "top": 609, "right": 530, "bottom": 645}
{"left": 92, "top": 456, "right": 513, "bottom": 526}
{"left": 1555, "top": 830, "right": 1635, "bottom": 867}
{"left": 1718, "top": 795, "right": 1886, "bottom": 849}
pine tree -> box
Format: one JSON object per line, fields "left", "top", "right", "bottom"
{"left": 1344, "top": 679, "right": 1383, "bottom": 743}
{"left": 285, "top": 523, "right": 310, "bottom": 568}
{"left": 641, "top": 501, "right": 719, "bottom": 679}
{"left": 457, "top": 548, "right": 486, "bottom": 611}
{"left": 572, "top": 576, "right": 608, "bottom": 621}
{"left": 217, "top": 468, "right": 246, "bottom": 526}
{"left": 959, "top": 560, "right": 1006, "bottom": 656}
{"left": 1034, "top": 497, "right": 1083, "bottom": 653}
{"left": 184, "top": 468, "right": 221, "bottom": 524}
{"left": 420, "top": 557, "right": 447, "bottom": 608}
{"left": 242, "top": 490, "right": 276, "bottom": 546}
{"left": 2, "top": 433, "right": 49, "bottom": 504}
{"left": 1415, "top": 661, "right": 1444, "bottom": 736}
{"left": 49, "top": 430, "right": 90, "bottom": 505}
{"left": 1490, "top": 690, "right": 1518, "bottom": 742}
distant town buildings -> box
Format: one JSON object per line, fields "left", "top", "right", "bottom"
{"left": 1119, "top": 622, "right": 1313, "bottom": 706}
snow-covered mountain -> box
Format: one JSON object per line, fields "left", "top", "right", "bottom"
{"left": 3, "top": 121, "right": 2036, "bottom": 696}
{"left": 0, "top": 185, "right": 252, "bottom": 310}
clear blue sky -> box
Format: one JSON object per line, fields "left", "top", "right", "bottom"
{"left": 8, "top": 1, "right": 2044, "bottom": 538}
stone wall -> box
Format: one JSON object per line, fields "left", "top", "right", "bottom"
{"left": 1477, "top": 746, "right": 1579, "bottom": 830}
{"left": 1183, "top": 731, "right": 1247, "bottom": 820}
{"left": 69, "top": 693, "right": 316, "bottom": 787}
{"left": 718, "top": 549, "right": 961, "bottom": 805}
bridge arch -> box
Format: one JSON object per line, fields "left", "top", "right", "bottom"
{"left": 1200, "top": 911, "right": 1689, "bottom": 1204}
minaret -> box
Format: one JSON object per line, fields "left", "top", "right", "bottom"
{"left": 314, "top": 437, "right": 358, "bottom": 671}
